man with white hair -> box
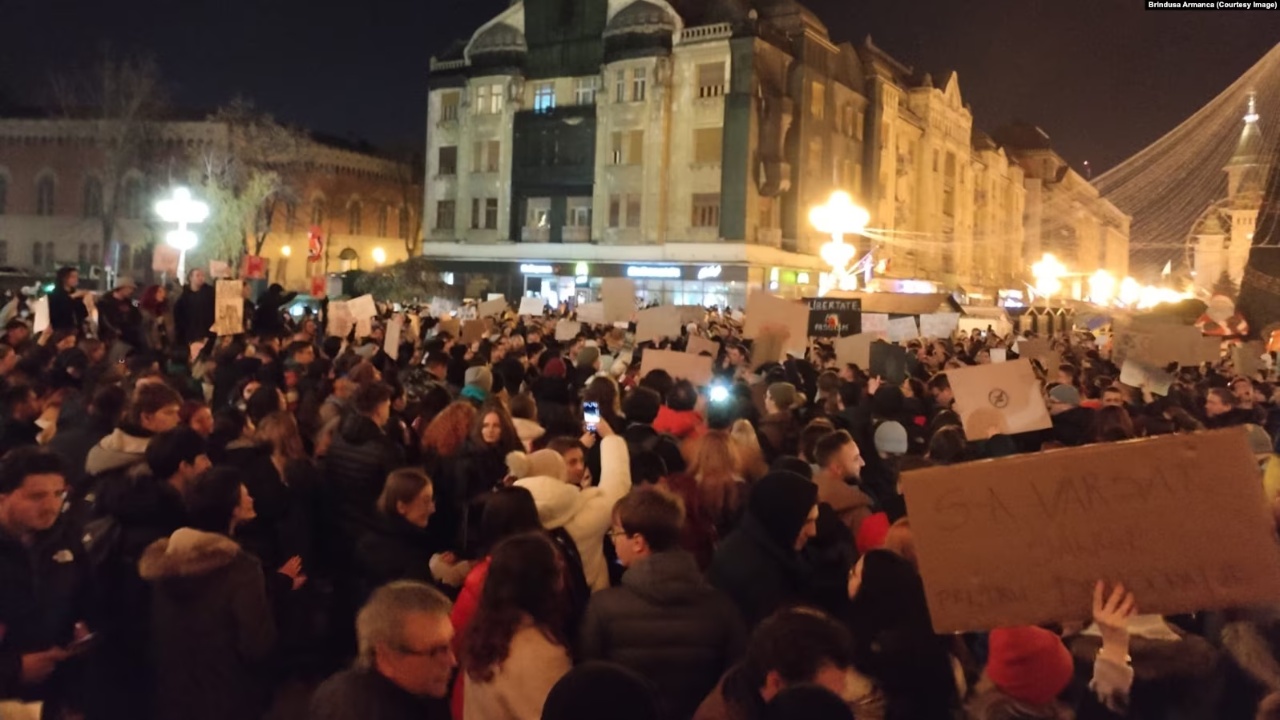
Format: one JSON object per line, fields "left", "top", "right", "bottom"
{"left": 311, "top": 581, "right": 456, "bottom": 719}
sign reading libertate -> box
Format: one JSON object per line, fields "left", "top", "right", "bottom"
{"left": 805, "top": 298, "right": 862, "bottom": 338}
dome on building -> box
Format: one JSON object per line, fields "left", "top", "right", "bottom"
{"left": 470, "top": 23, "right": 526, "bottom": 57}
{"left": 605, "top": 1, "right": 677, "bottom": 37}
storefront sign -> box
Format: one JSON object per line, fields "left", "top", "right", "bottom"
{"left": 805, "top": 298, "right": 863, "bottom": 338}
{"left": 627, "top": 265, "right": 682, "bottom": 279}
{"left": 697, "top": 265, "right": 722, "bottom": 280}
{"left": 521, "top": 263, "right": 555, "bottom": 275}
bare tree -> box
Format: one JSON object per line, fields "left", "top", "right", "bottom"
{"left": 51, "top": 49, "right": 167, "bottom": 285}
{"left": 389, "top": 149, "right": 425, "bottom": 257}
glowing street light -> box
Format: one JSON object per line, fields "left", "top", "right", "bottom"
{"left": 809, "top": 191, "right": 870, "bottom": 294}
{"left": 1118, "top": 276, "right": 1142, "bottom": 307}
{"left": 280, "top": 245, "right": 292, "bottom": 258}
{"left": 372, "top": 247, "right": 387, "bottom": 266}
{"left": 1030, "top": 253, "right": 1067, "bottom": 300}
{"left": 155, "top": 187, "right": 209, "bottom": 281}
{"left": 1088, "top": 270, "right": 1116, "bottom": 305}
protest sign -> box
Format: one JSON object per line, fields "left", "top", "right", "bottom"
{"left": 743, "top": 291, "right": 808, "bottom": 355}
{"left": 948, "top": 358, "right": 1051, "bottom": 441}
{"left": 242, "top": 255, "right": 265, "bottom": 280}
{"left": 1119, "top": 360, "right": 1174, "bottom": 395}
{"left": 429, "top": 298, "right": 453, "bottom": 318}
{"left": 887, "top": 317, "right": 920, "bottom": 343}
{"left": 438, "top": 318, "right": 461, "bottom": 339}
{"left": 152, "top": 245, "right": 180, "bottom": 275}
{"left": 383, "top": 315, "right": 403, "bottom": 360}
{"left": 751, "top": 329, "right": 787, "bottom": 370}
{"left": 408, "top": 313, "right": 421, "bottom": 345}
{"left": 1233, "top": 340, "right": 1266, "bottom": 379}
{"left": 805, "top": 298, "right": 862, "bottom": 338}
{"left": 869, "top": 341, "right": 908, "bottom": 384}
{"left": 310, "top": 276, "right": 327, "bottom": 299}
{"left": 640, "top": 349, "right": 714, "bottom": 386}
{"left": 577, "top": 302, "right": 605, "bottom": 325}
{"left": 990, "top": 348, "right": 1008, "bottom": 363}
{"left": 635, "top": 306, "right": 682, "bottom": 343}
{"left": 602, "top": 278, "right": 637, "bottom": 323}
{"left": 901, "top": 428, "right": 1280, "bottom": 634}
{"left": 327, "top": 301, "right": 353, "bottom": 338}
{"left": 213, "top": 280, "right": 245, "bottom": 336}
{"left": 31, "top": 297, "right": 49, "bottom": 334}
{"left": 519, "top": 296, "right": 546, "bottom": 316}
{"left": 834, "top": 333, "right": 875, "bottom": 368}
{"left": 861, "top": 313, "right": 889, "bottom": 335}
{"left": 678, "top": 306, "right": 706, "bottom": 324}
{"left": 208, "top": 260, "right": 231, "bottom": 279}
{"left": 478, "top": 297, "right": 507, "bottom": 318}
{"left": 919, "top": 313, "right": 960, "bottom": 339}
{"left": 461, "top": 320, "right": 487, "bottom": 345}
{"left": 0, "top": 297, "right": 18, "bottom": 328}
{"left": 686, "top": 335, "right": 720, "bottom": 358}
{"left": 555, "top": 320, "right": 582, "bottom": 342}
{"left": 349, "top": 294, "right": 378, "bottom": 321}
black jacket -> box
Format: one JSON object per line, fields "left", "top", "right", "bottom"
{"left": 623, "top": 423, "right": 687, "bottom": 476}
{"left": 708, "top": 515, "right": 812, "bottom": 629}
{"left": 0, "top": 416, "right": 39, "bottom": 458}
{"left": 0, "top": 522, "right": 89, "bottom": 702}
{"left": 1051, "top": 406, "right": 1095, "bottom": 447}
{"left": 580, "top": 551, "right": 746, "bottom": 720}
{"left": 323, "top": 414, "right": 406, "bottom": 552}
{"left": 354, "top": 515, "right": 439, "bottom": 594}
{"left": 45, "top": 416, "right": 114, "bottom": 491}
{"left": 311, "top": 667, "right": 449, "bottom": 720}
{"left": 48, "top": 287, "right": 87, "bottom": 332}
{"left": 98, "top": 293, "right": 144, "bottom": 349}
{"left": 252, "top": 288, "right": 297, "bottom": 338}
{"left": 172, "top": 285, "right": 215, "bottom": 346}
{"left": 138, "top": 529, "right": 275, "bottom": 720}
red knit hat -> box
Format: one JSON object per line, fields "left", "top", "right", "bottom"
{"left": 856, "top": 512, "right": 891, "bottom": 555}
{"left": 986, "top": 626, "right": 1074, "bottom": 706}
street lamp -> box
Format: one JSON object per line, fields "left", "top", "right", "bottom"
{"left": 1088, "top": 270, "right": 1116, "bottom": 306}
{"left": 809, "top": 191, "right": 870, "bottom": 294}
{"left": 280, "top": 245, "right": 292, "bottom": 258}
{"left": 155, "top": 187, "right": 209, "bottom": 282}
{"left": 372, "top": 247, "right": 387, "bottom": 266}
{"left": 1030, "top": 253, "right": 1067, "bottom": 301}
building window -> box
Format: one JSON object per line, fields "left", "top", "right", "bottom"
{"left": 633, "top": 67, "right": 647, "bottom": 102}
{"left": 436, "top": 201, "right": 456, "bottom": 230}
{"left": 348, "top": 202, "right": 362, "bottom": 235}
{"left": 33, "top": 242, "right": 42, "bottom": 269}
{"left": 90, "top": 243, "right": 100, "bottom": 265}
{"left": 312, "top": 199, "right": 326, "bottom": 227}
{"left": 527, "top": 198, "right": 551, "bottom": 229}
{"left": 471, "top": 198, "right": 481, "bottom": 230}
{"left": 567, "top": 198, "right": 592, "bottom": 228}
{"left": 534, "top": 82, "right": 556, "bottom": 113}
{"left": 44, "top": 242, "right": 54, "bottom": 269}
{"left": 485, "top": 140, "right": 500, "bottom": 173}
{"left": 626, "top": 195, "right": 641, "bottom": 228}
{"left": 697, "top": 62, "right": 726, "bottom": 98}
{"left": 0, "top": 240, "right": 9, "bottom": 265}
{"left": 399, "top": 206, "right": 411, "bottom": 239}
{"left": 808, "top": 139, "right": 822, "bottom": 176}
{"left": 484, "top": 198, "right": 499, "bottom": 230}
{"left": 607, "top": 195, "right": 641, "bottom": 229}
{"left": 692, "top": 193, "right": 721, "bottom": 228}
{"left": 440, "top": 91, "right": 460, "bottom": 122}
{"left": 120, "top": 178, "right": 142, "bottom": 219}
{"left": 36, "top": 176, "right": 55, "bottom": 216}
{"left": 610, "top": 130, "right": 644, "bottom": 165}
{"left": 693, "top": 127, "right": 723, "bottom": 165}
{"left": 856, "top": 109, "right": 865, "bottom": 141}
{"left": 933, "top": 150, "right": 940, "bottom": 173}
{"left": 376, "top": 204, "right": 388, "bottom": 237}
{"left": 574, "top": 77, "right": 598, "bottom": 105}
{"left": 615, "top": 70, "right": 627, "bottom": 103}
{"left": 609, "top": 196, "right": 621, "bottom": 228}
{"left": 439, "top": 146, "right": 458, "bottom": 176}
{"left": 83, "top": 177, "right": 103, "bottom": 217}
{"left": 0, "top": 175, "right": 7, "bottom": 214}
{"left": 475, "top": 83, "right": 504, "bottom": 115}
{"left": 810, "top": 81, "right": 825, "bottom": 120}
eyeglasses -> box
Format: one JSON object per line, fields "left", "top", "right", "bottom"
{"left": 606, "top": 528, "right": 630, "bottom": 539}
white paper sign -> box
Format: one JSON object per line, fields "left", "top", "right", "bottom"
{"left": 31, "top": 297, "right": 49, "bottom": 334}
{"left": 519, "top": 296, "right": 546, "bottom": 316}
{"left": 349, "top": 294, "right": 378, "bottom": 320}
{"left": 887, "top": 317, "right": 920, "bottom": 343}
{"left": 861, "top": 313, "right": 890, "bottom": 334}
{"left": 478, "top": 298, "right": 507, "bottom": 318}
{"left": 555, "top": 320, "right": 581, "bottom": 341}
{"left": 429, "top": 298, "right": 453, "bottom": 318}
{"left": 919, "top": 312, "right": 960, "bottom": 339}
{"left": 990, "top": 348, "right": 1008, "bottom": 363}
{"left": 384, "top": 314, "right": 404, "bottom": 360}
{"left": 327, "top": 301, "right": 354, "bottom": 338}
{"left": 602, "top": 278, "right": 637, "bottom": 323}
{"left": 635, "top": 306, "right": 683, "bottom": 343}
{"left": 578, "top": 302, "right": 605, "bottom": 325}
{"left": 1120, "top": 360, "right": 1174, "bottom": 396}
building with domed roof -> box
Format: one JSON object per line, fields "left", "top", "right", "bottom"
{"left": 422, "top": 0, "right": 1082, "bottom": 306}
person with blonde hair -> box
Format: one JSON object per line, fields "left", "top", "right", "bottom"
{"left": 730, "top": 419, "right": 769, "bottom": 482}
{"left": 688, "top": 429, "right": 747, "bottom": 538}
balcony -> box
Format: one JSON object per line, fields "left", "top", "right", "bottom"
{"left": 522, "top": 227, "right": 550, "bottom": 242}
{"left": 756, "top": 227, "right": 783, "bottom": 247}
{"left": 562, "top": 227, "right": 590, "bottom": 243}
{"left": 680, "top": 23, "right": 733, "bottom": 44}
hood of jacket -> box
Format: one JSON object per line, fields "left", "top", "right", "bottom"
{"left": 512, "top": 417, "right": 547, "bottom": 446}
{"left": 622, "top": 550, "right": 714, "bottom": 605}
{"left": 85, "top": 427, "right": 151, "bottom": 476}
{"left": 514, "top": 475, "right": 590, "bottom": 530}
{"left": 339, "top": 413, "right": 385, "bottom": 445}
{"left": 653, "top": 406, "right": 703, "bottom": 439}
{"left": 138, "top": 528, "right": 240, "bottom": 582}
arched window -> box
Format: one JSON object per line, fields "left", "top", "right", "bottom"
{"left": 348, "top": 201, "right": 362, "bottom": 235}
{"left": 338, "top": 247, "right": 359, "bottom": 272}
{"left": 83, "top": 177, "right": 103, "bottom": 217}
{"left": 32, "top": 242, "right": 43, "bottom": 269}
{"left": 120, "top": 177, "right": 144, "bottom": 219}
{"left": 399, "top": 206, "right": 411, "bottom": 239}
{"left": 36, "top": 176, "right": 55, "bottom": 216}
{"left": 311, "top": 199, "right": 325, "bottom": 227}
{"left": 285, "top": 202, "right": 297, "bottom": 233}
{"left": 0, "top": 174, "right": 8, "bottom": 215}
{"left": 376, "top": 203, "right": 388, "bottom": 237}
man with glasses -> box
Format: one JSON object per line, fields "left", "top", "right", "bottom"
{"left": 312, "top": 580, "right": 457, "bottom": 719}
{"left": 0, "top": 447, "right": 91, "bottom": 714}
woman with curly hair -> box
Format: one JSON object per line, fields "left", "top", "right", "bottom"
{"left": 420, "top": 401, "right": 478, "bottom": 554}
{"left": 463, "top": 532, "right": 570, "bottom": 720}
{"left": 138, "top": 284, "right": 175, "bottom": 351}
{"left": 456, "top": 400, "right": 523, "bottom": 555}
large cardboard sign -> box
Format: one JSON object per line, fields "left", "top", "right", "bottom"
{"left": 478, "top": 297, "right": 507, "bottom": 318}
{"left": 461, "top": 320, "right": 487, "bottom": 345}
{"left": 640, "top": 349, "right": 714, "bottom": 386}
{"left": 327, "top": 301, "right": 353, "bottom": 338}
{"left": 686, "top": 335, "right": 720, "bottom": 358}
{"left": 902, "top": 428, "right": 1280, "bottom": 634}
{"left": 602, "top": 278, "right": 637, "bottom": 323}
{"left": 743, "top": 291, "right": 808, "bottom": 355}
{"left": 887, "top": 317, "right": 920, "bottom": 343}
{"left": 861, "top": 313, "right": 890, "bottom": 335}
{"left": 949, "top": 359, "right": 1052, "bottom": 441}
{"left": 519, "top": 296, "right": 546, "bottom": 316}
{"left": 834, "top": 333, "right": 876, "bottom": 368}
{"left": 383, "top": 314, "right": 404, "bottom": 360}
{"left": 577, "top": 302, "right": 605, "bottom": 325}
{"left": 213, "top": 280, "right": 244, "bottom": 336}
{"left": 349, "top": 294, "right": 378, "bottom": 321}
{"left": 1234, "top": 340, "right": 1266, "bottom": 379}
{"left": 751, "top": 329, "right": 787, "bottom": 370}
{"left": 1118, "top": 326, "right": 1217, "bottom": 367}
{"left": 805, "top": 298, "right": 862, "bottom": 338}
{"left": 554, "top": 320, "right": 581, "bottom": 342}
{"left": 869, "top": 341, "right": 908, "bottom": 384}
{"left": 920, "top": 312, "right": 960, "bottom": 339}
{"left": 635, "top": 306, "right": 683, "bottom": 343}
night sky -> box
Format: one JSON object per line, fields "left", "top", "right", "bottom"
{"left": 2, "top": 0, "right": 1277, "bottom": 171}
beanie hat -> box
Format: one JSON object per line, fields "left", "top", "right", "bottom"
{"left": 542, "top": 662, "right": 661, "bottom": 720}
{"left": 506, "top": 449, "right": 568, "bottom": 483}
{"left": 464, "top": 366, "right": 493, "bottom": 393}
{"left": 543, "top": 356, "right": 567, "bottom": 379}
{"left": 986, "top": 626, "right": 1074, "bottom": 706}
{"left": 764, "top": 685, "right": 855, "bottom": 720}
{"left": 856, "top": 511, "right": 891, "bottom": 555}
{"left": 1048, "top": 385, "right": 1080, "bottom": 407}
{"left": 748, "top": 471, "right": 819, "bottom": 552}
{"left": 874, "top": 421, "right": 909, "bottom": 456}
{"left": 767, "top": 382, "right": 799, "bottom": 411}
{"left": 577, "top": 346, "right": 601, "bottom": 369}
{"left": 771, "top": 455, "right": 814, "bottom": 482}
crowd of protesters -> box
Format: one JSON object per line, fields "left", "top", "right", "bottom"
{"left": 1, "top": 264, "right": 1279, "bottom": 720}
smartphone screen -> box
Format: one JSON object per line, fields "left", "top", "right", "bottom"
{"left": 583, "top": 401, "right": 600, "bottom": 432}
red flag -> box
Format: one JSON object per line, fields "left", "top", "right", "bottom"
{"left": 242, "top": 255, "right": 265, "bottom": 280}
{"left": 311, "top": 276, "right": 327, "bottom": 299}
{"left": 308, "top": 227, "right": 324, "bottom": 260}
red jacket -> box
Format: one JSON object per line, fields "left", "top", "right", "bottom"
{"left": 653, "top": 406, "right": 705, "bottom": 441}
{"left": 449, "top": 557, "right": 492, "bottom": 720}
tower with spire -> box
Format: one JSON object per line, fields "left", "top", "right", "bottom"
{"left": 1225, "top": 92, "right": 1268, "bottom": 284}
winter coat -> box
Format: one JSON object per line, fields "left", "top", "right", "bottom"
{"left": 653, "top": 406, "right": 705, "bottom": 442}
{"left": 222, "top": 444, "right": 313, "bottom": 571}
{"left": 422, "top": 450, "right": 465, "bottom": 555}
{"left": 172, "top": 284, "right": 215, "bottom": 346}
{"left": 138, "top": 528, "right": 276, "bottom": 720}
{"left": 312, "top": 666, "right": 449, "bottom": 720}
{"left": 84, "top": 427, "right": 151, "bottom": 480}
{"left": 707, "top": 515, "right": 812, "bottom": 629}
{"left": 624, "top": 423, "right": 687, "bottom": 476}
{"left": 756, "top": 411, "right": 799, "bottom": 462}
{"left": 463, "top": 622, "right": 572, "bottom": 720}
{"left": 355, "top": 514, "right": 441, "bottom": 593}
{"left": 0, "top": 522, "right": 89, "bottom": 703}
{"left": 0, "top": 416, "right": 39, "bottom": 457}
{"left": 98, "top": 292, "right": 144, "bottom": 349}
{"left": 1051, "top": 407, "right": 1095, "bottom": 447}
{"left": 48, "top": 286, "right": 87, "bottom": 331}
{"left": 515, "top": 435, "right": 632, "bottom": 591}
{"left": 45, "top": 415, "right": 114, "bottom": 491}
{"left": 455, "top": 440, "right": 516, "bottom": 556}
{"left": 323, "top": 414, "right": 406, "bottom": 552}
{"left": 579, "top": 550, "right": 746, "bottom": 720}
{"left": 512, "top": 418, "right": 547, "bottom": 451}
{"left": 252, "top": 288, "right": 297, "bottom": 337}
{"left": 141, "top": 306, "right": 174, "bottom": 352}
{"left": 814, "top": 470, "right": 875, "bottom": 537}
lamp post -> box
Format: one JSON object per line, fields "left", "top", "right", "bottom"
{"left": 155, "top": 187, "right": 209, "bottom": 283}
{"left": 1030, "top": 253, "right": 1067, "bottom": 303}
{"left": 809, "top": 191, "right": 870, "bottom": 295}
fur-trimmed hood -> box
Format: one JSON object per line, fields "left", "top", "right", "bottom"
{"left": 85, "top": 427, "right": 151, "bottom": 476}
{"left": 139, "top": 528, "right": 241, "bottom": 581}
